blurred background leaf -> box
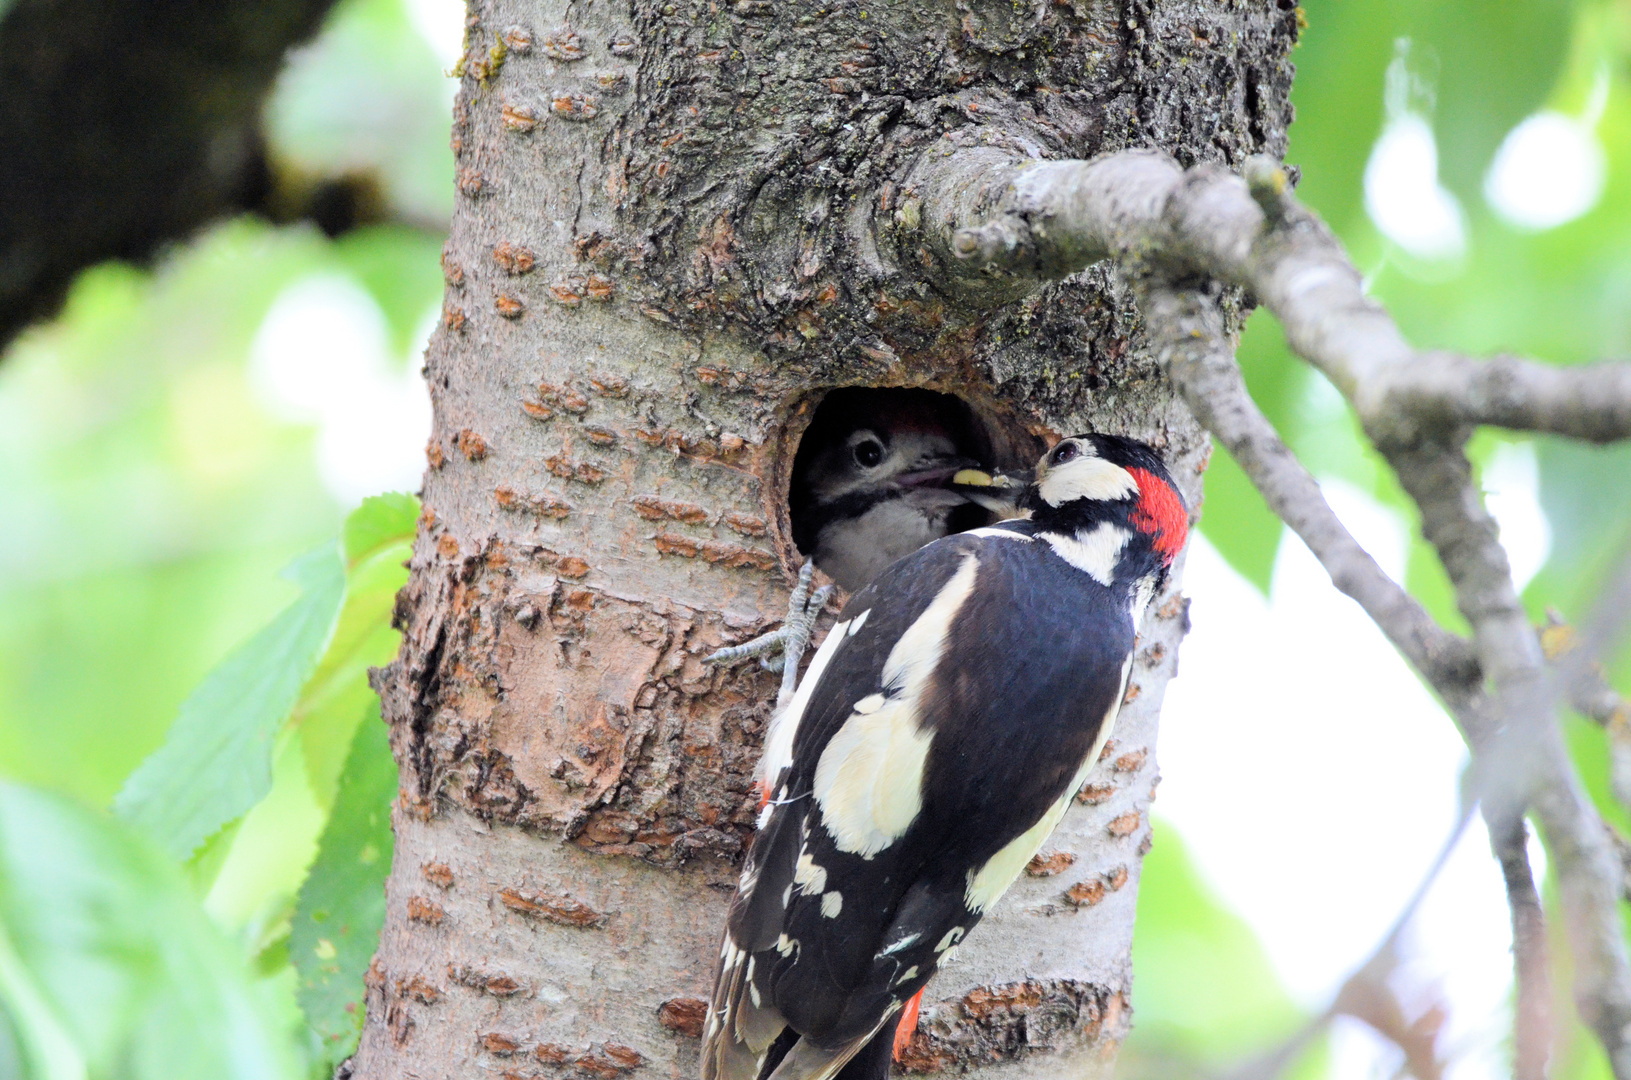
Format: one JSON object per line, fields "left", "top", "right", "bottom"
{"left": 0, "top": 782, "right": 304, "bottom": 1080}
{"left": 112, "top": 542, "right": 346, "bottom": 861}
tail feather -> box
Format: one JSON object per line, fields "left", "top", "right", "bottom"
{"left": 763, "top": 1009, "right": 899, "bottom": 1080}
{"left": 702, "top": 935, "right": 787, "bottom": 1080}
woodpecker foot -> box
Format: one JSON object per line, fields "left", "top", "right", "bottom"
{"left": 704, "top": 560, "right": 834, "bottom": 708}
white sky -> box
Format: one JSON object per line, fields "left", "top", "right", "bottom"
{"left": 1160, "top": 471, "right": 1551, "bottom": 1078}
{"left": 249, "top": 275, "right": 433, "bottom": 507}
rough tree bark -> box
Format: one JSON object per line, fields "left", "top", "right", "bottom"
{"left": 355, "top": 1, "right": 1296, "bottom": 1076}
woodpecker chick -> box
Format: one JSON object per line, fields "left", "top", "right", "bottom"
{"left": 703, "top": 433, "right": 1189, "bottom": 1080}
{"left": 789, "top": 389, "right": 995, "bottom": 594}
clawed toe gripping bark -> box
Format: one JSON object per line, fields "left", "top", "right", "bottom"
{"left": 706, "top": 560, "right": 836, "bottom": 709}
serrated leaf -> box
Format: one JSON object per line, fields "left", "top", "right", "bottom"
{"left": 300, "top": 494, "right": 417, "bottom": 810}
{"left": 112, "top": 543, "right": 346, "bottom": 861}
{"left": 0, "top": 781, "right": 302, "bottom": 1080}
{"left": 290, "top": 713, "right": 396, "bottom": 1068}
{"left": 179, "top": 494, "right": 415, "bottom": 921}
{"left": 342, "top": 492, "right": 420, "bottom": 570}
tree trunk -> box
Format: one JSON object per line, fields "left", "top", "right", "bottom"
{"left": 354, "top": 0, "right": 1296, "bottom": 1076}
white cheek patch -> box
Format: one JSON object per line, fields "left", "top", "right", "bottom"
{"left": 814, "top": 555, "right": 980, "bottom": 857}
{"left": 1045, "top": 524, "right": 1131, "bottom": 586}
{"left": 1036, "top": 455, "right": 1138, "bottom": 507}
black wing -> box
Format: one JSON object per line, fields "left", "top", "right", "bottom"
{"left": 704, "top": 525, "right": 1135, "bottom": 1079}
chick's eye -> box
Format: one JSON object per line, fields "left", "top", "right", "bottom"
{"left": 853, "top": 439, "right": 884, "bottom": 468}
{"left": 1050, "top": 442, "right": 1079, "bottom": 466}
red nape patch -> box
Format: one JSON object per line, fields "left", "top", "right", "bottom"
{"left": 756, "top": 781, "right": 771, "bottom": 811}
{"left": 892, "top": 989, "right": 924, "bottom": 1062}
{"left": 1128, "top": 467, "right": 1188, "bottom": 564}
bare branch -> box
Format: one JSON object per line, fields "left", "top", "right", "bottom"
{"left": 912, "top": 149, "right": 1631, "bottom": 444}
{"left": 918, "top": 144, "right": 1631, "bottom": 1074}
{"left": 1139, "top": 274, "right": 1631, "bottom": 1074}
{"left": 1134, "top": 279, "right": 1485, "bottom": 726}
{"left": 1491, "top": 817, "right": 1552, "bottom": 1080}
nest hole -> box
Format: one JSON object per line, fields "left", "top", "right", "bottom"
{"left": 781, "top": 386, "right": 1045, "bottom": 592}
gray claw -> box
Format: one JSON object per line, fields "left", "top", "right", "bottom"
{"left": 703, "top": 560, "right": 834, "bottom": 708}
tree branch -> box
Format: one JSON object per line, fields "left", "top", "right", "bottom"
{"left": 914, "top": 144, "right": 1631, "bottom": 1074}
{"left": 1492, "top": 817, "right": 1552, "bottom": 1080}
{"left": 1133, "top": 279, "right": 1485, "bottom": 726}
{"left": 916, "top": 150, "right": 1631, "bottom": 444}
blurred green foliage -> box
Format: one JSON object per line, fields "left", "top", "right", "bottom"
{"left": 0, "top": 0, "right": 1628, "bottom": 1075}
{"left": 0, "top": 782, "right": 304, "bottom": 1080}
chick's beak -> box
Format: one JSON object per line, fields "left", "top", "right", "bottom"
{"left": 895, "top": 454, "right": 984, "bottom": 489}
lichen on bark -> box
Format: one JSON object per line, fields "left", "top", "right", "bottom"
{"left": 354, "top": 0, "right": 1297, "bottom": 1075}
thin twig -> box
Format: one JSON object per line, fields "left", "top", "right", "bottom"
{"left": 1222, "top": 807, "right": 1475, "bottom": 1080}
{"left": 1135, "top": 279, "right": 1485, "bottom": 728}
{"left": 1492, "top": 816, "right": 1552, "bottom": 1080}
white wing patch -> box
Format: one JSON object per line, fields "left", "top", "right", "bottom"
{"left": 812, "top": 694, "right": 936, "bottom": 857}
{"left": 1044, "top": 523, "right": 1130, "bottom": 586}
{"left": 964, "top": 652, "right": 1134, "bottom": 913}
{"left": 757, "top": 615, "right": 852, "bottom": 795}
{"left": 793, "top": 852, "right": 828, "bottom": 895}
{"left": 813, "top": 554, "right": 981, "bottom": 857}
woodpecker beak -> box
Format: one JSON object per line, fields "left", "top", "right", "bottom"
{"left": 895, "top": 456, "right": 984, "bottom": 489}
{"left": 949, "top": 466, "right": 1032, "bottom": 517}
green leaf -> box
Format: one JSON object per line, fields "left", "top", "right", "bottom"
{"left": 1198, "top": 448, "right": 1283, "bottom": 594}
{"left": 290, "top": 713, "right": 396, "bottom": 1068}
{"left": 299, "top": 494, "right": 417, "bottom": 810}
{"left": 0, "top": 781, "right": 302, "bottom": 1080}
{"left": 191, "top": 493, "right": 416, "bottom": 927}
{"left": 342, "top": 492, "right": 420, "bottom": 569}
{"left": 112, "top": 544, "right": 346, "bottom": 861}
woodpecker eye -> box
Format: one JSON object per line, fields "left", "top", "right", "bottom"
{"left": 1050, "top": 442, "right": 1080, "bottom": 467}
{"left": 852, "top": 438, "right": 885, "bottom": 468}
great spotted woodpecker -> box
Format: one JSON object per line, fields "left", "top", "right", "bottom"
{"left": 789, "top": 388, "right": 999, "bottom": 595}
{"left": 702, "top": 433, "right": 1188, "bottom": 1080}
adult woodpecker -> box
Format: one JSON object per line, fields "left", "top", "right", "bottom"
{"left": 788, "top": 388, "right": 1001, "bottom": 594}
{"left": 702, "top": 433, "right": 1188, "bottom": 1080}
